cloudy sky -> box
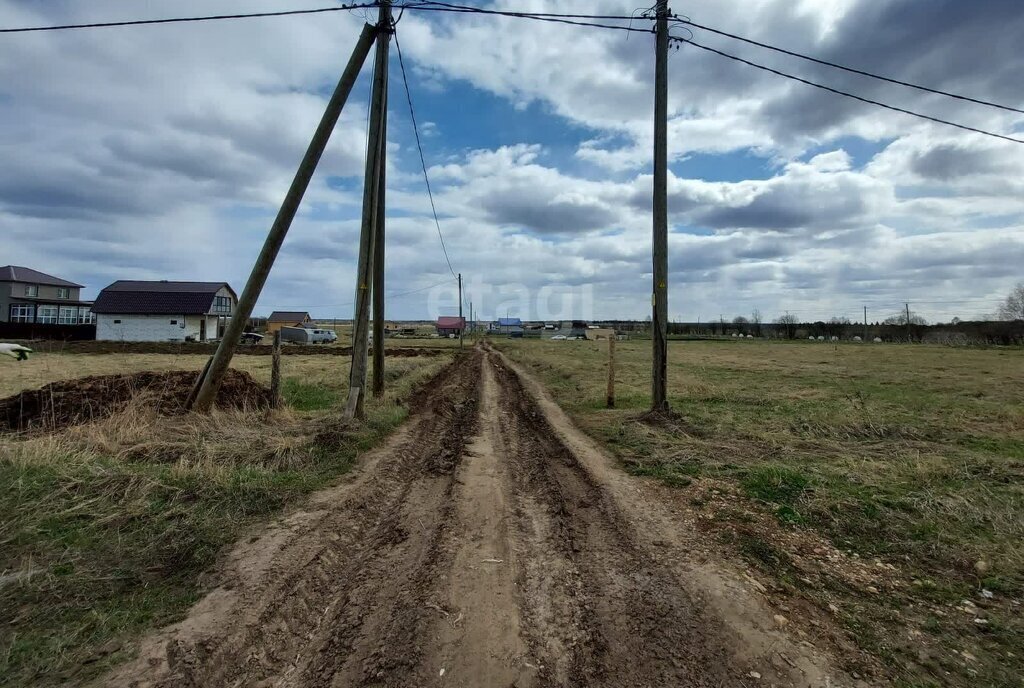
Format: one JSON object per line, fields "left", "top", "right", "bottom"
{"left": 1, "top": 0, "right": 1022, "bottom": 323}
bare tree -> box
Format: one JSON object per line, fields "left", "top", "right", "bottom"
{"left": 732, "top": 316, "right": 749, "bottom": 324}
{"left": 997, "top": 282, "right": 1024, "bottom": 320}
{"left": 775, "top": 313, "right": 798, "bottom": 339}
{"left": 883, "top": 311, "right": 928, "bottom": 326}
{"left": 751, "top": 307, "right": 762, "bottom": 336}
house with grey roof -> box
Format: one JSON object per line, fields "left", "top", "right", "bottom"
{"left": 92, "top": 280, "right": 237, "bottom": 342}
{"left": 0, "top": 265, "right": 94, "bottom": 325}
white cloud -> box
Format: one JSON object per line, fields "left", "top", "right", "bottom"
{"left": 0, "top": 0, "right": 1021, "bottom": 323}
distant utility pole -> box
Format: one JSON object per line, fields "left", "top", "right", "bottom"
{"left": 863, "top": 305, "right": 868, "bottom": 342}
{"left": 651, "top": 0, "right": 670, "bottom": 412}
{"left": 347, "top": 1, "right": 391, "bottom": 419}
{"left": 189, "top": 23, "right": 377, "bottom": 412}
{"left": 905, "top": 302, "right": 912, "bottom": 341}
{"left": 469, "top": 300, "right": 473, "bottom": 338}
{"left": 458, "top": 272, "right": 464, "bottom": 349}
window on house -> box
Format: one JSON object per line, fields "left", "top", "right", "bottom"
{"left": 58, "top": 306, "right": 77, "bottom": 325}
{"left": 170, "top": 320, "right": 178, "bottom": 325}
{"left": 212, "top": 296, "right": 232, "bottom": 314}
{"left": 24, "top": 284, "right": 38, "bottom": 297}
{"left": 57, "top": 287, "right": 70, "bottom": 299}
{"left": 37, "top": 305, "right": 58, "bottom": 324}
{"left": 113, "top": 319, "right": 122, "bottom": 324}
{"left": 9, "top": 304, "right": 34, "bottom": 323}
{"left": 81, "top": 308, "right": 95, "bottom": 324}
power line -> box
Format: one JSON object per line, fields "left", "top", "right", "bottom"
{"left": 0, "top": 4, "right": 379, "bottom": 33}
{"left": 397, "top": 2, "right": 653, "bottom": 34}
{"left": 393, "top": 27, "right": 458, "bottom": 279}
{"left": 263, "top": 277, "right": 457, "bottom": 310}
{"left": 675, "top": 17, "right": 1024, "bottom": 115}
{"left": 0, "top": 2, "right": 652, "bottom": 35}
{"left": 672, "top": 37, "right": 1024, "bottom": 145}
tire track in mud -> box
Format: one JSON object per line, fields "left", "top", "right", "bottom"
{"left": 488, "top": 351, "right": 749, "bottom": 687}
{"left": 103, "top": 345, "right": 847, "bottom": 688}
{"left": 108, "top": 351, "right": 483, "bottom": 688}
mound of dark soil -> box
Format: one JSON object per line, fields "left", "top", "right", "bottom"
{"left": 1, "top": 370, "right": 271, "bottom": 433}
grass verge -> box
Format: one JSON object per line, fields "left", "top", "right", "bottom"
{"left": 0, "top": 352, "right": 449, "bottom": 687}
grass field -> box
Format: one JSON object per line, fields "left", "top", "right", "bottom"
{"left": 0, "top": 350, "right": 451, "bottom": 687}
{"left": 496, "top": 337, "right": 1024, "bottom": 688}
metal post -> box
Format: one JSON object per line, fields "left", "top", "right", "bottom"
{"left": 270, "top": 330, "right": 282, "bottom": 408}
{"left": 347, "top": 2, "right": 391, "bottom": 419}
{"left": 191, "top": 23, "right": 378, "bottom": 412}
{"left": 458, "top": 272, "right": 464, "bottom": 349}
{"left": 371, "top": 90, "right": 388, "bottom": 398}
{"left": 651, "top": 0, "right": 670, "bottom": 412}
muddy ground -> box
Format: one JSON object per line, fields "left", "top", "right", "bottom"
{"left": 0, "top": 369, "right": 270, "bottom": 432}
{"left": 99, "top": 346, "right": 857, "bottom": 688}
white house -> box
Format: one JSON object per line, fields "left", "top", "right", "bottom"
{"left": 92, "top": 280, "right": 237, "bottom": 342}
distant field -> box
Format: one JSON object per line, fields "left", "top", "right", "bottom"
{"left": 496, "top": 337, "right": 1024, "bottom": 687}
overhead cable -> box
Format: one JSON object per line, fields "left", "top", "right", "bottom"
{"left": 676, "top": 17, "right": 1024, "bottom": 115}
{"left": 673, "top": 37, "right": 1024, "bottom": 145}
{"left": 0, "top": 4, "right": 378, "bottom": 33}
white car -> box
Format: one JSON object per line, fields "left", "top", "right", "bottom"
{"left": 550, "top": 335, "right": 567, "bottom": 341}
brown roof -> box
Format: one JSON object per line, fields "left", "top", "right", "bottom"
{"left": 268, "top": 311, "right": 312, "bottom": 322}
{"left": 0, "top": 265, "right": 83, "bottom": 288}
{"left": 92, "top": 280, "right": 235, "bottom": 315}
{"left": 436, "top": 316, "right": 466, "bottom": 329}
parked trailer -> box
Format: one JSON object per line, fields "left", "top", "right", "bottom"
{"left": 279, "top": 326, "right": 338, "bottom": 344}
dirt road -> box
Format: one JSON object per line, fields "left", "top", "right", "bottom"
{"left": 103, "top": 346, "right": 853, "bottom": 687}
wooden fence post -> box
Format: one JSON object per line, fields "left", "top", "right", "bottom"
{"left": 606, "top": 334, "right": 616, "bottom": 409}
{"left": 270, "top": 330, "right": 282, "bottom": 409}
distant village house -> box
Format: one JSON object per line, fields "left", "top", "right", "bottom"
{"left": 92, "top": 280, "right": 237, "bottom": 342}
{"left": 266, "top": 311, "right": 313, "bottom": 333}
{"left": 0, "top": 266, "right": 93, "bottom": 325}
{"left": 436, "top": 316, "right": 465, "bottom": 337}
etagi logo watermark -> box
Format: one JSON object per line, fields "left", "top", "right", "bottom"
{"left": 426, "top": 278, "right": 594, "bottom": 322}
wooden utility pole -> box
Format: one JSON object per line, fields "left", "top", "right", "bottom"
{"left": 905, "top": 302, "right": 912, "bottom": 342}
{"left": 347, "top": 2, "right": 391, "bottom": 419}
{"left": 651, "top": 0, "right": 670, "bottom": 412}
{"left": 606, "top": 333, "right": 616, "bottom": 408}
{"left": 371, "top": 90, "right": 388, "bottom": 398}
{"left": 270, "top": 330, "right": 282, "bottom": 408}
{"left": 189, "top": 23, "right": 377, "bottom": 412}
{"left": 458, "top": 272, "right": 464, "bottom": 349}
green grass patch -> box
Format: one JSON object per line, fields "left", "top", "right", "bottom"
{"left": 495, "top": 337, "right": 1024, "bottom": 687}
{"left": 282, "top": 378, "right": 340, "bottom": 411}
{"left": 625, "top": 460, "right": 698, "bottom": 488}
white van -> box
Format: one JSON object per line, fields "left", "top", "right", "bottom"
{"left": 308, "top": 328, "right": 338, "bottom": 343}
